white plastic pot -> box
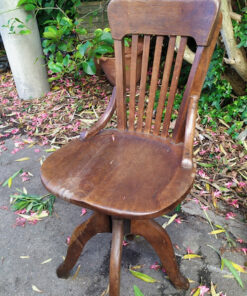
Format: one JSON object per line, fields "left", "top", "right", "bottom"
{"left": 0, "top": 0, "right": 50, "bottom": 99}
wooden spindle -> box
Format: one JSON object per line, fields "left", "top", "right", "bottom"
{"left": 144, "top": 36, "right": 164, "bottom": 133}
{"left": 153, "top": 36, "right": 176, "bottom": 136}
{"left": 136, "top": 35, "right": 151, "bottom": 132}
{"left": 114, "top": 40, "right": 127, "bottom": 130}
{"left": 161, "top": 37, "right": 187, "bottom": 137}
{"left": 128, "top": 35, "right": 139, "bottom": 131}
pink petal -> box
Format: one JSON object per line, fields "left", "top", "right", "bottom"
{"left": 80, "top": 208, "right": 87, "bottom": 216}
{"left": 150, "top": 262, "right": 161, "bottom": 270}
{"left": 34, "top": 148, "right": 40, "bottom": 153}
{"left": 241, "top": 248, "right": 247, "bottom": 255}
{"left": 175, "top": 218, "right": 182, "bottom": 224}
{"left": 14, "top": 217, "right": 26, "bottom": 227}
{"left": 66, "top": 236, "right": 71, "bottom": 245}
{"left": 186, "top": 247, "right": 193, "bottom": 254}
{"left": 199, "top": 285, "right": 209, "bottom": 296}
{"left": 122, "top": 240, "right": 129, "bottom": 247}
{"left": 225, "top": 212, "right": 236, "bottom": 220}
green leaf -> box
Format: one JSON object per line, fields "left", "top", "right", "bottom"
{"left": 75, "top": 28, "right": 87, "bottom": 35}
{"left": 25, "top": 14, "right": 33, "bottom": 23}
{"left": 2, "top": 169, "right": 23, "bottom": 187}
{"left": 94, "top": 28, "right": 103, "bottom": 38}
{"left": 58, "top": 43, "right": 67, "bottom": 51}
{"left": 82, "top": 59, "right": 96, "bottom": 75}
{"left": 78, "top": 41, "right": 92, "bottom": 57}
{"left": 222, "top": 258, "right": 244, "bottom": 288}
{"left": 43, "top": 26, "right": 59, "bottom": 40}
{"left": 94, "top": 45, "right": 114, "bottom": 56}
{"left": 24, "top": 4, "right": 36, "bottom": 11}
{"left": 133, "top": 285, "right": 144, "bottom": 296}
{"left": 197, "top": 162, "right": 215, "bottom": 168}
{"left": 48, "top": 61, "right": 63, "bottom": 73}
{"left": 63, "top": 54, "right": 70, "bottom": 66}
{"left": 56, "top": 51, "right": 63, "bottom": 63}
{"left": 99, "top": 30, "right": 113, "bottom": 45}
{"left": 19, "top": 29, "right": 31, "bottom": 35}
{"left": 129, "top": 270, "right": 158, "bottom": 283}
{"left": 17, "top": 0, "right": 31, "bottom": 6}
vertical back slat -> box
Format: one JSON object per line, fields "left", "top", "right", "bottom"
{"left": 161, "top": 37, "right": 187, "bottom": 137}
{"left": 114, "top": 40, "right": 127, "bottom": 130}
{"left": 128, "top": 35, "right": 139, "bottom": 131}
{"left": 144, "top": 36, "right": 164, "bottom": 133}
{"left": 172, "top": 46, "right": 204, "bottom": 142}
{"left": 153, "top": 36, "right": 176, "bottom": 136}
{"left": 136, "top": 35, "right": 151, "bottom": 132}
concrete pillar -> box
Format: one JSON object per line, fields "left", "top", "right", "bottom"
{"left": 0, "top": 0, "right": 50, "bottom": 99}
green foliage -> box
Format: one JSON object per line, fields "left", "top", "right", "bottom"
{"left": 1, "top": 17, "right": 31, "bottom": 35}
{"left": 199, "top": 47, "right": 246, "bottom": 138}
{"left": 10, "top": 189, "right": 55, "bottom": 215}
{"left": 133, "top": 285, "right": 144, "bottom": 296}
{"left": 233, "top": 7, "right": 247, "bottom": 48}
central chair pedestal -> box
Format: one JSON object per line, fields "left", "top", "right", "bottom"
{"left": 57, "top": 212, "right": 189, "bottom": 295}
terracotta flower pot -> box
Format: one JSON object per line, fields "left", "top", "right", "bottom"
{"left": 98, "top": 40, "right": 143, "bottom": 88}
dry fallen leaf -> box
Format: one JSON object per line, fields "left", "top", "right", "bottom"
{"left": 32, "top": 285, "right": 43, "bottom": 293}
{"left": 15, "top": 157, "right": 30, "bottom": 162}
{"left": 72, "top": 264, "right": 81, "bottom": 280}
{"left": 41, "top": 258, "right": 52, "bottom": 264}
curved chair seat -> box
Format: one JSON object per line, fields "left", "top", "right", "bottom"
{"left": 41, "top": 129, "right": 195, "bottom": 219}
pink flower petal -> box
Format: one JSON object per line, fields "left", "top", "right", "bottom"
{"left": 175, "top": 218, "right": 182, "bottom": 224}
{"left": 225, "top": 212, "right": 236, "bottom": 220}
{"left": 122, "top": 240, "right": 129, "bottom": 247}
{"left": 80, "top": 208, "right": 87, "bottom": 216}
{"left": 150, "top": 262, "right": 161, "bottom": 270}
{"left": 241, "top": 248, "right": 247, "bottom": 255}
{"left": 237, "top": 239, "right": 243, "bottom": 243}
{"left": 14, "top": 217, "right": 26, "bottom": 227}
{"left": 66, "top": 236, "right": 71, "bottom": 245}
{"left": 199, "top": 285, "right": 209, "bottom": 296}
{"left": 186, "top": 247, "right": 193, "bottom": 254}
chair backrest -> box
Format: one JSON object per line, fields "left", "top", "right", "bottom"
{"left": 107, "top": 0, "right": 222, "bottom": 143}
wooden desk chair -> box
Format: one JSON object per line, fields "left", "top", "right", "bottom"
{"left": 41, "top": 0, "right": 222, "bottom": 294}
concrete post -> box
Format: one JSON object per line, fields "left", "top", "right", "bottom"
{"left": 0, "top": 0, "right": 50, "bottom": 100}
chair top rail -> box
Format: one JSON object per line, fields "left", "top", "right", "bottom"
{"left": 108, "top": 0, "right": 220, "bottom": 46}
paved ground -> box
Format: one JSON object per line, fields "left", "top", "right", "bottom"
{"left": 0, "top": 137, "right": 246, "bottom": 296}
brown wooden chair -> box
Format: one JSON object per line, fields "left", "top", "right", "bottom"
{"left": 41, "top": 0, "right": 222, "bottom": 295}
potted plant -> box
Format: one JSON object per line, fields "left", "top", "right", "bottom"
{"left": 79, "top": 28, "right": 143, "bottom": 87}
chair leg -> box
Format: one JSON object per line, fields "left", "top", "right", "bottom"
{"left": 131, "top": 219, "right": 189, "bottom": 290}
{"left": 109, "top": 218, "right": 124, "bottom": 296}
{"left": 57, "top": 212, "right": 111, "bottom": 278}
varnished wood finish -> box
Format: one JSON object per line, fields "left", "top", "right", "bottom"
{"left": 162, "top": 37, "right": 187, "bottom": 137}
{"left": 109, "top": 219, "right": 124, "bottom": 296}
{"left": 128, "top": 35, "right": 139, "bottom": 131}
{"left": 41, "top": 130, "right": 195, "bottom": 219}
{"left": 114, "top": 40, "right": 127, "bottom": 130}
{"left": 131, "top": 219, "right": 189, "bottom": 289}
{"left": 153, "top": 36, "right": 176, "bottom": 135}
{"left": 173, "top": 14, "right": 223, "bottom": 143}
{"left": 56, "top": 213, "right": 110, "bottom": 278}
{"left": 136, "top": 35, "right": 150, "bottom": 132}
{"left": 144, "top": 36, "right": 163, "bottom": 133}
{"left": 40, "top": 0, "right": 222, "bottom": 294}
{"left": 108, "top": 0, "right": 220, "bottom": 46}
